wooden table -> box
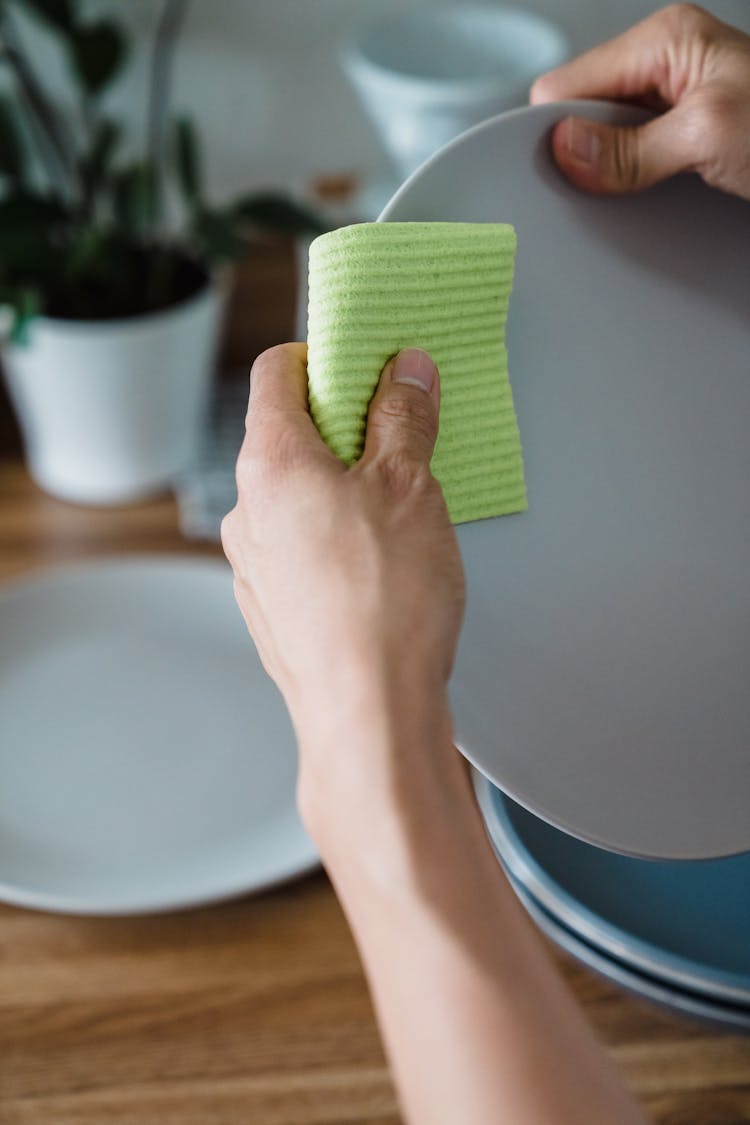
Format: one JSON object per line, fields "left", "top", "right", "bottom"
{"left": 1, "top": 450, "right": 749, "bottom": 1124}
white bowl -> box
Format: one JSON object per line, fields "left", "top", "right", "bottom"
{"left": 343, "top": 5, "right": 568, "bottom": 177}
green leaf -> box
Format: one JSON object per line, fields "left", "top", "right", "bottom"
{"left": 64, "top": 223, "right": 106, "bottom": 279}
{"left": 0, "top": 191, "right": 67, "bottom": 270}
{"left": 58, "top": 228, "right": 135, "bottom": 300}
{"left": 0, "top": 193, "right": 68, "bottom": 285}
{"left": 16, "top": 0, "right": 77, "bottom": 33}
{"left": 111, "top": 163, "right": 160, "bottom": 238}
{"left": 173, "top": 116, "right": 202, "bottom": 208}
{"left": 0, "top": 190, "right": 67, "bottom": 230}
{"left": 68, "top": 20, "right": 128, "bottom": 96}
{"left": 11, "top": 286, "right": 40, "bottom": 343}
{"left": 192, "top": 207, "right": 245, "bottom": 262}
{"left": 0, "top": 283, "right": 41, "bottom": 345}
{"left": 0, "top": 96, "right": 25, "bottom": 180}
{"left": 78, "top": 118, "right": 121, "bottom": 207}
{"left": 232, "top": 192, "right": 327, "bottom": 237}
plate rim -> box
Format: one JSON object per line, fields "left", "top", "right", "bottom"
{"left": 378, "top": 97, "right": 652, "bottom": 223}
{"left": 508, "top": 868, "right": 750, "bottom": 1033}
{"left": 473, "top": 770, "right": 750, "bottom": 1006}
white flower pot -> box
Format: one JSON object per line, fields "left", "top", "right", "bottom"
{"left": 2, "top": 280, "right": 223, "bottom": 505}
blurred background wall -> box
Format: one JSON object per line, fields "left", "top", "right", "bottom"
{"left": 158, "top": 0, "right": 750, "bottom": 200}
{"left": 13, "top": 0, "right": 750, "bottom": 203}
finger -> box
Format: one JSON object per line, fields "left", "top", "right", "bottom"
{"left": 531, "top": 31, "right": 659, "bottom": 106}
{"left": 361, "top": 348, "right": 440, "bottom": 467}
{"left": 549, "top": 104, "right": 699, "bottom": 193}
{"left": 245, "top": 342, "right": 339, "bottom": 466}
{"left": 530, "top": 6, "right": 701, "bottom": 106}
{"left": 247, "top": 342, "right": 311, "bottom": 420}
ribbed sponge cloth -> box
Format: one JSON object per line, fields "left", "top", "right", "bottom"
{"left": 307, "top": 221, "right": 527, "bottom": 525}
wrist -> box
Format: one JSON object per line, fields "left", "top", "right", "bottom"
{"left": 298, "top": 712, "right": 490, "bottom": 901}
{"left": 295, "top": 674, "right": 458, "bottom": 852}
{"left": 314, "top": 742, "right": 526, "bottom": 955}
{"left": 288, "top": 641, "right": 450, "bottom": 740}
{"left": 292, "top": 650, "right": 451, "bottom": 780}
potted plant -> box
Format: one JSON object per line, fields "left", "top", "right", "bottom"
{"left": 0, "top": 0, "right": 324, "bottom": 504}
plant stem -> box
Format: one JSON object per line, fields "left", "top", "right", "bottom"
{"left": 0, "top": 7, "right": 78, "bottom": 199}
{"left": 147, "top": 0, "right": 188, "bottom": 219}
{"left": 145, "top": 0, "right": 189, "bottom": 308}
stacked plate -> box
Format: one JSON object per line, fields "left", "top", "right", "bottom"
{"left": 473, "top": 771, "right": 750, "bottom": 1031}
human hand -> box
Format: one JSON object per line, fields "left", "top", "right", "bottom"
{"left": 530, "top": 4, "right": 750, "bottom": 200}
{"left": 223, "top": 349, "right": 648, "bottom": 1125}
{"left": 221, "top": 344, "right": 465, "bottom": 840}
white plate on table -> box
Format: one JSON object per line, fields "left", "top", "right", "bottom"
{"left": 382, "top": 101, "right": 750, "bottom": 859}
{"left": 0, "top": 557, "right": 318, "bottom": 915}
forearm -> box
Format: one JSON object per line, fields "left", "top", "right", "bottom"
{"left": 227, "top": 334, "right": 645, "bottom": 1124}
{"left": 302, "top": 700, "right": 646, "bottom": 1125}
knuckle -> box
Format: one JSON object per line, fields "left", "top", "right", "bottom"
{"left": 237, "top": 418, "right": 309, "bottom": 492}
{"left": 610, "top": 126, "right": 642, "bottom": 191}
{"left": 249, "top": 343, "right": 290, "bottom": 385}
{"left": 220, "top": 509, "right": 237, "bottom": 558}
{"left": 268, "top": 423, "right": 314, "bottom": 472}
{"left": 373, "top": 392, "right": 437, "bottom": 447}
{"left": 373, "top": 451, "right": 437, "bottom": 504}
{"left": 683, "top": 90, "right": 729, "bottom": 139}
{"left": 248, "top": 344, "right": 300, "bottom": 413}
{"left": 659, "top": 3, "right": 708, "bottom": 37}
{"left": 234, "top": 442, "right": 265, "bottom": 495}
{"left": 679, "top": 90, "right": 736, "bottom": 181}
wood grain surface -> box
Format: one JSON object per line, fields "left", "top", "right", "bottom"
{"left": 2, "top": 453, "right": 749, "bottom": 1125}
{"left": 1, "top": 243, "right": 749, "bottom": 1122}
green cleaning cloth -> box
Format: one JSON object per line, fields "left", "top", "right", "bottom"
{"left": 306, "top": 221, "right": 527, "bottom": 525}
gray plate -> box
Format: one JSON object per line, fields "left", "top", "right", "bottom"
{"left": 508, "top": 872, "right": 750, "bottom": 1034}
{"left": 382, "top": 101, "right": 750, "bottom": 859}
{"left": 473, "top": 770, "right": 750, "bottom": 1007}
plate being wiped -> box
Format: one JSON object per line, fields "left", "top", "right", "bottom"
{"left": 382, "top": 101, "right": 750, "bottom": 859}
{"left": 0, "top": 557, "right": 318, "bottom": 914}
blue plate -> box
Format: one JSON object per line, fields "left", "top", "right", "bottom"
{"left": 508, "top": 872, "right": 750, "bottom": 1033}
{"left": 474, "top": 771, "right": 750, "bottom": 1005}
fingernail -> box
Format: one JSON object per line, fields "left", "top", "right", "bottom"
{"left": 390, "top": 348, "right": 437, "bottom": 394}
{"left": 565, "top": 118, "right": 601, "bottom": 165}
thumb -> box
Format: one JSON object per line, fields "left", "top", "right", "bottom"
{"left": 362, "top": 348, "right": 440, "bottom": 467}
{"left": 551, "top": 110, "right": 696, "bottom": 194}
